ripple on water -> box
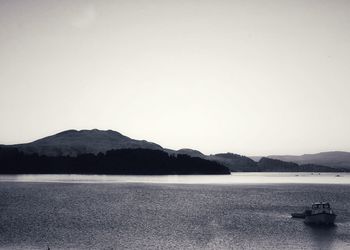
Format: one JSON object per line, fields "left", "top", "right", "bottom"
{"left": 0, "top": 180, "right": 349, "bottom": 249}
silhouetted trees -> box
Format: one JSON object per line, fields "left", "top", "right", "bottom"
{"left": 0, "top": 147, "right": 230, "bottom": 175}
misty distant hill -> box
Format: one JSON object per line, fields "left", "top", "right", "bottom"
{"left": 8, "top": 129, "right": 162, "bottom": 156}
{"left": 208, "top": 153, "right": 258, "bottom": 172}
{"left": 267, "top": 151, "right": 350, "bottom": 170}
{"left": 249, "top": 156, "right": 263, "bottom": 162}
{"left": 207, "top": 155, "right": 341, "bottom": 172}
{"left": 175, "top": 148, "right": 206, "bottom": 158}
{"left": 170, "top": 150, "right": 343, "bottom": 172}
{"left": 165, "top": 150, "right": 258, "bottom": 172}
{"left": 257, "top": 157, "right": 338, "bottom": 172}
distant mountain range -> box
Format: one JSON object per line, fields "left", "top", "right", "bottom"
{"left": 250, "top": 152, "right": 350, "bottom": 170}
{"left": 1, "top": 129, "right": 348, "bottom": 172}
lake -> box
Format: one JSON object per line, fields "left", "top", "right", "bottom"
{"left": 0, "top": 173, "right": 349, "bottom": 249}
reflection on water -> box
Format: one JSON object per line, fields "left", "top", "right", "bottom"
{"left": 0, "top": 172, "right": 350, "bottom": 184}
{"left": 306, "top": 224, "right": 337, "bottom": 250}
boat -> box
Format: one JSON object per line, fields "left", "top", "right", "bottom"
{"left": 291, "top": 202, "right": 336, "bottom": 225}
{"left": 305, "top": 202, "right": 336, "bottom": 225}
{"left": 291, "top": 212, "right": 307, "bottom": 219}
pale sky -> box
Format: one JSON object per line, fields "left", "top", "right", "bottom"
{"left": 1, "top": 0, "right": 349, "bottom": 156}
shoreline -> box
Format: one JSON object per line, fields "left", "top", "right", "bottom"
{"left": 1, "top": 172, "right": 349, "bottom": 185}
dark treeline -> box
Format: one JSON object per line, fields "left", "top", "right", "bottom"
{"left": 0, "top": 147, "right": 230, "bottom": 175}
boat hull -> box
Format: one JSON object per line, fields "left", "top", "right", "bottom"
{"left": 304, "top": 213, "right": 336, "bottom": 225}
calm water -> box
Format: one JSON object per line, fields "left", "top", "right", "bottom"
{"left": 0, "top": 174, "right": 349, "bottom": 249}
{"left": 1, "top": 172, "right": 350, "bottom": 184}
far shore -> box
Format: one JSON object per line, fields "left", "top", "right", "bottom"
{"left": 1, "top": 172, "right": 349, "bottom": 185}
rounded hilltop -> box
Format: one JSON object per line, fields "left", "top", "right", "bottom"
{"left": 14, "top": 129, "right": 162, "bottom": 157}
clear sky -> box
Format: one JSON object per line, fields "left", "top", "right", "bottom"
{"left": 1, "top": 0, "right": 349, "bottom": 156}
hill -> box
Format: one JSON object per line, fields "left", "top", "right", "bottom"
{"left": 1, "top": 129, "right": 348, "bottom": 172}
{"left": 257, "top": 157, "right": 338, "bottom": 172}
{"left": 9, "top": 129, "right": 162, "bottom": 156}
{"left": 208, "top": 153, "right": 258, "bottom": 172}
{"left": 267, "top": 151, "right": 350, "bottom": 170}
{"left": 165, "top": 150, "right": 258, "bottom": 172}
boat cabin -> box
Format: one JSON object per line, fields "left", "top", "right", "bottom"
{"left": 311, "top": 202, "right": 333, "bottom": 215}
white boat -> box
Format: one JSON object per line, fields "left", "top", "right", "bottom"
{"left": 304, "top": 202, "right": 336, "bottom": 225}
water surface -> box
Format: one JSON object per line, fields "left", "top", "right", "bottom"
{"left": 0, "top": 174, "right": 349, "bottom": 249}
{"left": 1, "top": 172, "right": 349, "bottom": 184}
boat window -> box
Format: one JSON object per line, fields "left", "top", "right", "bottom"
{"left": 323, "top": 204, "right": 330, "bottom": 209}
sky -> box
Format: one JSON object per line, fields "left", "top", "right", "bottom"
{"left": 0, "top": 0, "right": 349, "bottom": 156}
